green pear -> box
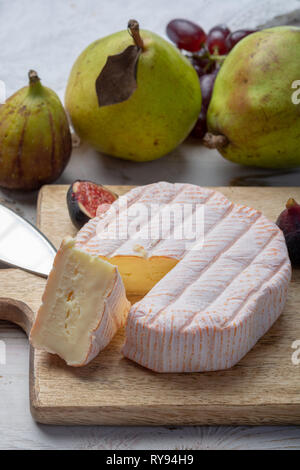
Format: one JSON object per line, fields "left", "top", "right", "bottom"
{"left": 206, "top": 26, "right": 300, "bottom": 168}
{"left": 65, "top": 21, "right": 201, "bottom": 162}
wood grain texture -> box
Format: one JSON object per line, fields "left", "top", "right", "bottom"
{"left": 2, "top": 185, "right": 300, "bottom": 426}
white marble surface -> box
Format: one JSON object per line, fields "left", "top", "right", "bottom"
{"left": 1, "top": 0, "right": 300, "bottom": 450}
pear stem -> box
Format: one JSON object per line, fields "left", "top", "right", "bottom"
{"left": 203, "top": 132, "right": 229, "bottom": 149}
{"left": 128, "top": 19, "right": 145, "bottom": 51}
{"left": 28, "top": 70, "right": 40, "bottom": 85}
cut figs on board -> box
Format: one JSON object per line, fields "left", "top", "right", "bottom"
{"left": 67, "top": 180, "right": 118, "bottom": 229}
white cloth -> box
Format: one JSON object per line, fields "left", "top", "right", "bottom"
{"left": 0, "top": 0, "right": 299, "bottom": 100}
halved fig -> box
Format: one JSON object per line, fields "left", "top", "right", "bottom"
{"left": 67, "top": 180, "right": 118, "bottom": 229}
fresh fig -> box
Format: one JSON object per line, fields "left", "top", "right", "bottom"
{"left": 65, "top": 20, "right": 201, "bottom": 162}
{"left": 0, "top": 70, "right": 72, "bottom": 189}
{"left": 206, "top": 27, "right": 300, "bottom": 168}
{"left": 276, "top": 198, "right": 300, "bottom": 266}
{"left": 67, "top": 180, "right": 118, "bottom": 229}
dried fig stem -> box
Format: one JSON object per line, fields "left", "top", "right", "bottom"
{"left": 28, "top": 70, "right": 40, "bottom": 85}
{"left": 128, "top": 19, "right": 144, "bottom": 51}
{"left": 286, "top": 198, "right": 297, "bottom": 209}
{"left": 203, "top": 132, "right": 228, "bottom": 149}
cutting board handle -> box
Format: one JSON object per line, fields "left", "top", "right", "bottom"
{"left": 0, "top": 298, "right": 33, "bottom": 337}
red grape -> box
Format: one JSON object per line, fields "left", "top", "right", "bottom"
{"left": 206, "top": 29, "right": 228, "bottom": 55}
{"left": 199, "top": 69, "right": 218, "bottom": 109}
{"left": 208, "top": 24, "right": 231, "bottom": 38}
{"left": 166, "top": 19, "right": 206, "bottom": 52}
{"left": 191, "top": 68, "right": 219, "bottom": 139}
{"left": 191, "top": 109, "right": 207, "bottom": 139}
{"left": 226, "top": 29, "right": 257, "bottom": 51}
{"left": 191, "top": 69, "right": 219, "bottom": 139}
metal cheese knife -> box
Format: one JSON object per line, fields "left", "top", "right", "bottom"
{"left": 0, "top": 203, "right": 56, "bottom": 278}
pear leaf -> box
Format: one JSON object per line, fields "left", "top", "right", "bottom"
{"left": 95, "top": 45, "right": 141, "bottom": 107}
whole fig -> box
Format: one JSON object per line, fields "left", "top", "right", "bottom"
{"left": 206, "top": 27, "right": 300, "bottom": 168}
{"left": 0, "top": 71, "right": 72, "bottom": 189}
{"left": 277, "top": 198, "right": 300, "bottom": 266}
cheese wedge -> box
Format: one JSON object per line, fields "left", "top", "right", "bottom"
{"left": 122, "top": 193, "right": 291, "bottom": 372}
{"left": 76, "top": 182, "right": 233, "bottom": 295}
{"left": 30, "top": 237, "right": 130, "bottom": 366}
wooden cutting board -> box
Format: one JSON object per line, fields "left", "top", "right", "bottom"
{"left": 0, "top": 185, "right": 300, "bottom": 426}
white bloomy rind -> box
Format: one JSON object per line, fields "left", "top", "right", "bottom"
{"left": 76, "top": 182, "right": 233, "bottom": 295}
{"left": 30, "top": 237, "right": 130, "bottom": 366}
{"left": 119, "top": 183, "right": 291, "bottom": 372}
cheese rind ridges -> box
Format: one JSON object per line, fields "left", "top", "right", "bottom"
{"left": 75, "top": 182, "right": 233, "bottom": 295}
{"left": 121, "top": 187, "right": 291, "bottom": 372}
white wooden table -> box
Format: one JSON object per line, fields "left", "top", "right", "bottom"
{"left": 1, "top": 0, "right": 300, "bottom": 450}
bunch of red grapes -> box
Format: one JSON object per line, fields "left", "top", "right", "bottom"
{"left": 166, "top": 19, "right": 257, "bottom": 139}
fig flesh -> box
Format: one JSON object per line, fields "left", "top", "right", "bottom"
{"left": 0, "top": 70, "right": 72, "bottom": 189}
{"left": 276, "top": 198, "right": 300, "bottom": 266}
{"left": 67, "top": 180, "right": 118, "bottom": 229}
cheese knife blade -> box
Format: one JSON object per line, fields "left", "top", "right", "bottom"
{"left": 0, "top": 203, "right": 56, "bottom": 278}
